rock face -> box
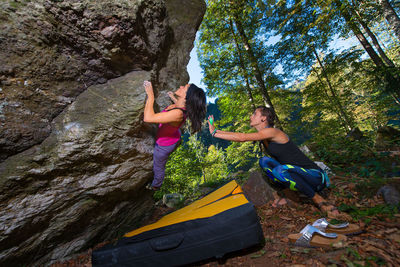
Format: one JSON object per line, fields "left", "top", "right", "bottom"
{"left": 0, "top": 0, "right": 206, "bottom": 266}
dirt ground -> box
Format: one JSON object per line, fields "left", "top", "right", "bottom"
{"left": 51, "top": 175, "right": 400, "bottom": 267}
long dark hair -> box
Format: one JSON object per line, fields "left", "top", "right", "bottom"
{"left": 186, "top": 84, "right": 206, "bottom": 133}
{"left": 256, "top": 106, "right": 275, "bottom": 127}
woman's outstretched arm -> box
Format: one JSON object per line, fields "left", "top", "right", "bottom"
{"left": 143, "top": 81, "right": 183, "bottom": 124}
{"left": 207, "top": 115, "right": 275, "bottom": 142}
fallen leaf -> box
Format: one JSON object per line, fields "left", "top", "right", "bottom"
{"left": 279, "top": 216, "right": 292, "bottom": 220}
{"left": 384, "top": 228, "right": 398, "bottom": 234}
{"left": 266, "top": 251, "right": 281, "bottom": 257}
{"left": 364, "top": 245, "right": 394, "bottom": 264}
{"left": 332, "top": 240, "right": 347, "bottom": 249}
{"left": 388, "top": 233, "right": 400, "bottom": 242}
{"left": 264, "top": 210, "right": 273, "bottom": 216}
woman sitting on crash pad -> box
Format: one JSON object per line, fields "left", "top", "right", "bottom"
{"left": 207, "top": 106, "right": 344, "bottom": 218}
{"left": 143, "top": 81, "right": 206, "bottom": 190}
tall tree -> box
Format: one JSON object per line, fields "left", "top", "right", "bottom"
{"left": 198, "top": 0, "right": 283, "bottom": 128}
{"left": 333, "top": 0, "right": 386, "bottom": 67}
{"left": 378, "top": 0, "right": 400, "bottom": 41}
{"left": 332, "top": 0, "right": 400, "bottom": 103}
{"left": 270, "top": 0, "right": 356, "bottom": 131}
{"left": 312, "top": 48, "right": 355, "bottom": 132}
{"left": 228, "top": 18, "right": 256, "bottom": 109}
{"left": 351, "top": 0, "right": 395, "bottom": 67}
{"left": 230, "top": 5, "right": 281, "bottom": 127}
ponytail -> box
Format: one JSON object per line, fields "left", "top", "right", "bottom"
{"left": 186, "top": 84, "right": 206, "bottom": 133}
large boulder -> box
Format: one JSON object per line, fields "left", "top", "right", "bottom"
{"left": 0, "top": 0, "right": 206, "bottom": 266}
{"left": 242, "top": 171, "right": 275, "bottom": 207}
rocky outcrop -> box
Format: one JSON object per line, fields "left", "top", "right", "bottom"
{"left": 0, "top": 0, "right": 206, "bottom": 266}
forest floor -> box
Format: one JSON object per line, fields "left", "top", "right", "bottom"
{"left": 52, "top": 173, "right": 400, "bottom": 267}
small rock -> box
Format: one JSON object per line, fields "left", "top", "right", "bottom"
{"left": 100, "top": 25, "right": 117, "bottom": 38}
{"left": 377, "top": 185, "right": 400, "bottom": 206}
{"left": 97, "top": 78, "right": 107, "bottom": 84}
{"left": 162, "top": 193, "right": 184, "bottom": 208}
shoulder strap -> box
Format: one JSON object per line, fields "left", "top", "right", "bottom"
{"left": 165, "top": 107, "right": 187, "bottom": 114}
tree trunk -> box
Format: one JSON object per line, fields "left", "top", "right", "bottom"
{"left": 334, "top": 0, "right": 385, "bottom": 67}
{"left": 335, "top": 0, "right": 400, "bottom": 103}
{"left": 378, "top": 0, "right": 400, "bottom": 42}
{"left": 361, "top": 22, "right": 395, "bottom": 67}
{"left": 232, "top": 17, "right": 283, "bottom": 129}
{"left": 312, "top": 48, "right": 354, "bottom": 132}
{"left": 352, "top": 2, "right": 395, "bottom": 67}
{"left": 311, "top": 66, "right": 350, "bottom": 132}
{"left": 228, "top": 19, "right": 256, "bottom": 110}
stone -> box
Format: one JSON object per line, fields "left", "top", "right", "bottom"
{"left": 377, "top": 185, "right": 400, "bottom": 206}
{"left": 241, "top": 171, "right": 275, "bottom": 207}
{"left": 163, "top": 193, "right": 184, "bottom": 208}
{"left": 0, "top": 0, "right": 206, "bottom": 266}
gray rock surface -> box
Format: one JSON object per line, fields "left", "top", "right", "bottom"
{"left": 0, "top": 0, "right": 206, "bottom": 266}
{"left": 377, "top": 185, "right": 400, "bottom": 206}
{"left": 242, "top": 171, "right": 275, "bottom": 207}
{"left": 163, "top": 193, "right": 184, "bottom": 208}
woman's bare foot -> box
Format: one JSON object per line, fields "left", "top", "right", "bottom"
{"left": 314, "top": 201, "right": 352, "bottom": 220}
{"left": 319, "top": 202, "right": 340, "bottom": 217}
{"left": 272, "top": 197, "right": 288, "bottom": 208}
{"left": 312, "top": 193, "right": 351, "bottom": 220}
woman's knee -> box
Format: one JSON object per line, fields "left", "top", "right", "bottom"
{"left": 259, "top": 156, "right": 275, "bottom": 168}
{"left": 272, "top": 165, "right": 284, "bottom": 176}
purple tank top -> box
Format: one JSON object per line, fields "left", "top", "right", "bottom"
{"left": 156, "top": 108, "right": 187, "bottom": 146}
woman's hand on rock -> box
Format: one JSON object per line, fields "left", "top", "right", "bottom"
{"left": 143, "top": 81, "right": 154, "bottom": 97}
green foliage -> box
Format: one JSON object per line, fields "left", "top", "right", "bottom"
{"left": 203, "top": 144, "right": 230, "bottom": 183}
{"left": 161, "top": 132, "right": 243, "bottom": 200}
{"left": 307, "top": 131, "right": 375, "bottom": 165}
{"left": 338, "top": 203, "right": 398, "bottom": 223}
{"left": 160, "top": 0, "right": 400, "bottom": 204}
